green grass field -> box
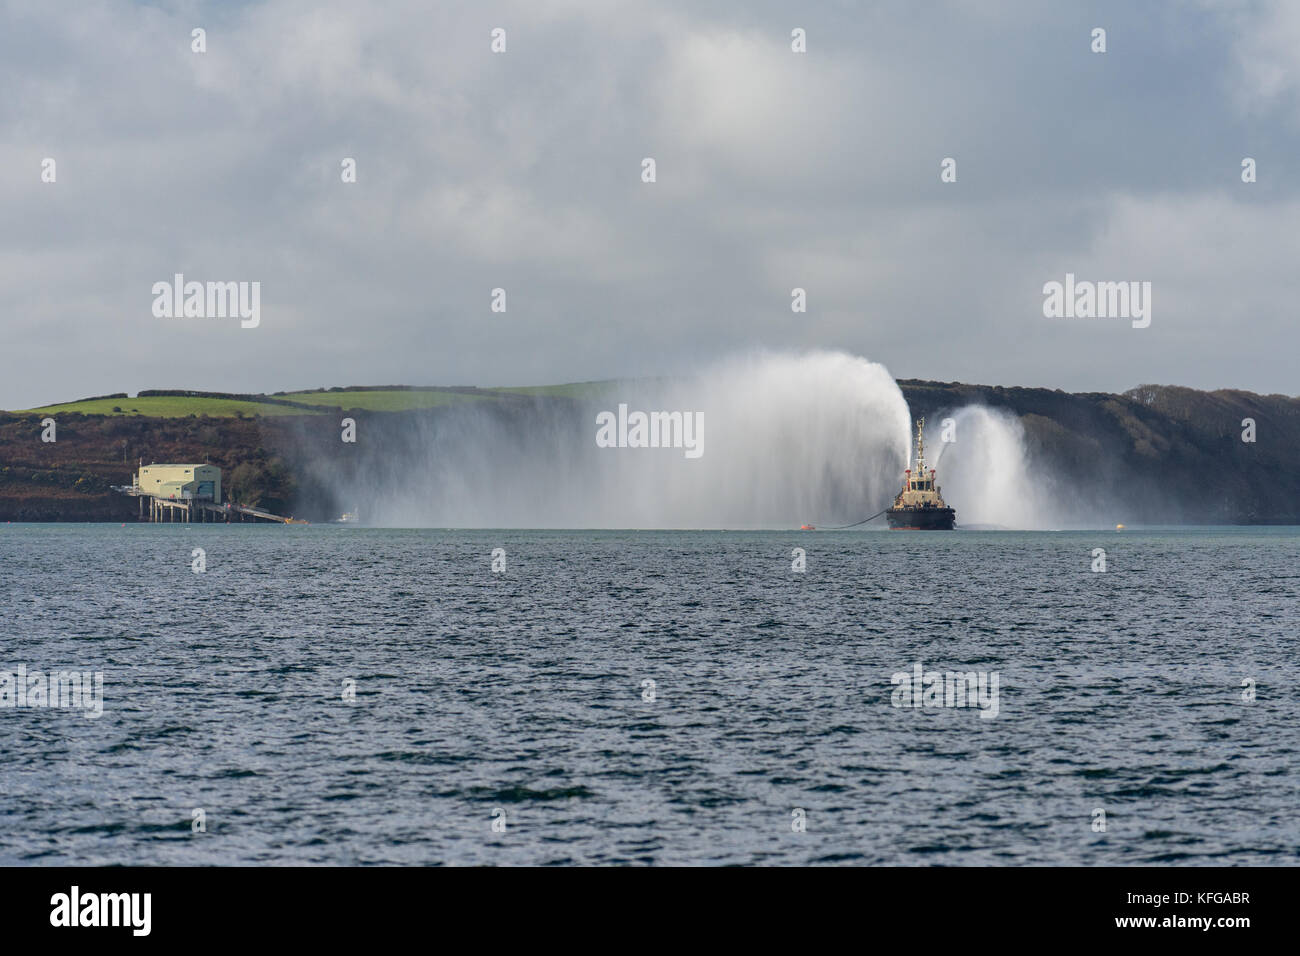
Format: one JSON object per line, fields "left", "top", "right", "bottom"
{"left": 7, "top": 383, "right": 610, "bottom": 417}
{"left": 487, "top": 381, "right": 615, "bottom": 399}
{"left": 12, "top": 396, "right": 322, "bottom": 418}
{"left": 280, "top": 389, "right": 492, "bottom": 412}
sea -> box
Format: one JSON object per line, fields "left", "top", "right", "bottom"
{"left": 1, "top": 524, "right": 1296, "bottom": 865}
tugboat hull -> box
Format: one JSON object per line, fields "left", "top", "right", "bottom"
{"left": 886, "top": 506, "right": 955, "bottom": 530}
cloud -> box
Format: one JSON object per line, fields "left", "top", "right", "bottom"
{"left": 1, "top": 0, "right": 1298, "bottom": 408}
{"left": 1217, "top": 0, "right": 1300, "bottom": 121}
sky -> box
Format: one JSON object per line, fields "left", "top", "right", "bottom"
{"left": 2, "top": 0, "right": 1299, "bottom": 409}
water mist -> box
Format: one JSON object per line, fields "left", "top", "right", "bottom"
{"left": 928, "top": 406, "right": 1056, "bottom": 529}
{"left": 325, "top": 350, "right": 911, "bottom": 528}
{"left": 305, "top": 351, "right": 1062, "bottom": 529}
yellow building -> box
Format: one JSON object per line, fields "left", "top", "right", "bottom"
{"left": 135, "top": 463, "right": 221, "bottom": 502}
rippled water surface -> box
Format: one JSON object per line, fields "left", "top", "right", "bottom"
{"left": 1, "top": 524, "right": 1297, "bottom": 865}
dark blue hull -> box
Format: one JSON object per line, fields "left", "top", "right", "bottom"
{"left": 886, "top": 506, "right": 956, "bottom": 530}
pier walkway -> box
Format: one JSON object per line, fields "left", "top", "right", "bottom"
{"left": 112, "top": 487, "right": 305, "bottom": 524}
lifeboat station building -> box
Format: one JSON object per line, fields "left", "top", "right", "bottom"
{"left": 129, "top": 463, "right": 225, "bottom": 521}
{"left": 135, "top": 463, "right": 221, "bottom": 503}
{"left": 119, "top": 463, "right": 296, "bottom": 523}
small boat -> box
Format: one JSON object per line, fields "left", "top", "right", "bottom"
{"left": 886, "top": 418, "right": 956, "bottom": 530}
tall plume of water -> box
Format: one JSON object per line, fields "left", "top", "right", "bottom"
{"left": 929, "top": 406, "right": 1056, "bottom": 529}
{"left": 300, "top": 351, "right": 1075, "bottom": 529}
{"left": 330, "top": 350, "right": 913, "bottom": 528}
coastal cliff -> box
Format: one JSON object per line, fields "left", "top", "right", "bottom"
{"left": 1, "top": 381, "right": 1296, "bottom": 524}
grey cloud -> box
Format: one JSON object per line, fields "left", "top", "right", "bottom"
{"left": 2, "top": 0, "right": 1298, "bottom": 407}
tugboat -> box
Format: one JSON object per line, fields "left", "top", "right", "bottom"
{"left": 886, "top": 418, "right": 956, "bottom": 530}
